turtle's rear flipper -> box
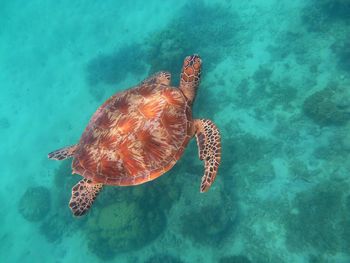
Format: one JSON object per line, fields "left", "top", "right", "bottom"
{"left": 194, "top": 119, "right": 221, "bottom": 192}
{"left": 69, "top": 179, "right": 103, "bottom": 216}
{"left": 48, "top": 145, "right": 77, "bottom": 160}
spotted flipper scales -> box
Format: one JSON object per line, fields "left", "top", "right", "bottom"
{"left": 69, "top": 179, "right": 103, "bottom": 216}
{"left": 194, "top": 119, "right": 221, "bottom": 192}
{"left": 48, "top": 145, "right": 77, "bottom": 160}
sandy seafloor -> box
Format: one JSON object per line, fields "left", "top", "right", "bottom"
{"left": 1, "top": 0, "right": 350, "bottom": 262}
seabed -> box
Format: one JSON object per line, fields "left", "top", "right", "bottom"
{"left": 1, "top": 0, "right": 350, "bottom": 262}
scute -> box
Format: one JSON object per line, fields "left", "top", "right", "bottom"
{"left": 72, "top": 83, "right": 192, "bottom": 186}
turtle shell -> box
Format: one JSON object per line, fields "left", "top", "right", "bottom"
{"left": 72, "top": 83, "right": 193, "bottom": 186}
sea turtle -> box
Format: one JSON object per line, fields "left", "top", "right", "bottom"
{"left": 48, "top": 55, "right": 221, "bottom": 216}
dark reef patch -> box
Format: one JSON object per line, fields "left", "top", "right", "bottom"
{"left": 284, "top": 181, "right": 350, "bottom": 254}
{"left": 193, "top": 82, "right": 228, "bottom": 120}
{"left": 252, "top": 66, "right": 298, "bottom": 112}
{"left": 144, "top": 1, "right": 239, "bottom": 84}
{"left": 144, "top": 253, "right": 184, "bottom": 263}
{"left": 267, "top": 32, "right": 307, "bottom": 62}
{"left": 180, "top": 190, "right": 237, "bottom": 246}
{"left": 0, "top": 117, "right": 10, "bottom": 129}
{"left": 85, "top": 1, "right": 239, "bottom": 102}
{"left": 180, "top": 205, "right": 232, "bottom": 245}
{"left": 98, "top": 165, "right": 182, "bottom": 213}
{"left": 318, "top": 0, "right": 350, "bottom": 21}
{"left": 86, "top": 43, "right": 147, "bottom": 100}
{"left": 53, "top": 160, "right": 78, "bottom": 190}
{"left": 84, "top": 162, "right": 182, "bottom": 259}
{"left": 86, "top": 201, "right": 166, "bottom": 260}
{"left": 38, "top": 161, "right": 87, "bottom": 243}
{"left": 219, "top": 255, "right": 252, "bottom": 263}
{"left": 222, "top": 130, "right": 280, "bottom": 193}
{"left": 18, "top": 186, "right": 51, "bottom": 222}
{"left": 230, "top": 132, "right": 278, "bottom": 166}
{"left": 39, "top": 213, "right": 67, "bottom": 243}
{"left": 301, "top": 0, "right": 350, "bottom": 32}
{"left": 235, "top": 66, "right": 298, "bottom": 114}
{"left": 303, "top": 85, "right": 350, "bottom": 126}
{"left": 331, "top": 38, "right": 350, "bottom": 72}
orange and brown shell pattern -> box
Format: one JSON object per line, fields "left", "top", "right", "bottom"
{"left": 72, "top": 82, "right": 193, "bottom": 186}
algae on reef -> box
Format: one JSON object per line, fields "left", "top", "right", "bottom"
{"left": 303, "top": 86, "right": 350, "bottom": 126}
{"left": 86, "top": 201, "right": 166, "bottom": 260}
{"left": 180, "top": 187, "right": 237, "bottom": 246}
{"left": 18, "top": 186, "right": 51, "bottom": 222}
{"left": 144, "top": 253, "right": 184, "bottom": 263}
{"left": 83, "top": 163, "right": 181, "bottom": 259}
{"left": 284, "top": 181, "right": 350, "bottom": 254}
{"left": 145, "top": 1, "right": 239, "bottom": 82}
{"left": 39, "top": 162, "right": 87, "bottom": 243}
{"left": 86, "top": 43, "right": 147, "bottom": 100}
{"left": 301, "top": 0, "right": 350, "bottom": 32}
{"left": 219, "top": 255, "right": 252, "bottom": 263}
{"left": 331, "top": 38, "right": 350, "bottom": 72}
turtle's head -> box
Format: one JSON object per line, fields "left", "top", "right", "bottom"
{"left": 181, "top": 54, "right": 202, "bottom": 83}
{"left": 180, "top": 54, "right": 202, "bottom": 105}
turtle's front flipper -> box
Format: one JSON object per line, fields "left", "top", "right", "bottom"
{"left": 48, "top": 145, "right": 77, "bottom": 160}
{"left": 69, "top": 179, "right": 103, "bottom": 216}
{"left": 194, "top": 119, "right": 221, "bottom": 192}
{"left": 141, "top": 71, "right": 171, "bottom": 86}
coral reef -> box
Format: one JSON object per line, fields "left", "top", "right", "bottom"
{"left": 145, "top": 1, "right": 238, "bottom": 81}
{"left": 284, "top": 181, "right": 350, "bottom": 254}
{"left": 39, "top": 214, "right": 66, "bottom": 243}
{"left": 192, "top": 81, "right": 228, "bottom": 121}
{"left": 219, "top": 255, "right": 252, "bottom": 263}
{"left": 235, "top": 66, "right": 298, "bottom": 113}
{"left": 252, "top": 66, "right": 273, "bottom": 85}
{"left": 301, "top": 0, "right": 350, "bottom": 32}
{"left": 331, "top": 38, "right": 350, "bottom": 72}
{"left": 230, "top": 133, "right": 277, "bottom": 165}
{"left": 212, "top": 130, "right": 279, "bottom": 194}
{"left": 0, "top": 117, "right": 10, "bottom": 129}
{"left": 303, "top": 86, "right": 350, "bottom": 126}
{"left": 86, "top": 201, "right": 166, "bottom": 260}
{"left": 53, "top": 160, "right": 77, "bottom": 190}
{"left": 180, "top": 189, "right": 236, "bottom": 246}
{"left": 139, "top": 172, "right": 182, "bottom": 212}
{"left": 86, "top": 43, "right": 147, "bottom": 100}
{"left": 267, "top": 31, "right": 307, "bottom": 63}
{"left": 38, "top": 162, "right": 87, "bottom": 243}
{"left": 39, "top": 212, "right": 87, "bottom": 243}
{"left": 252, "top": 66, "right": 297, "bottom": 111}
{"left": 42, "top": 150, "right": 179, "bottom": 247}
{"left": 320, "top": 0, "right": 350, "bottom": 21}
{"left": 144, "top": 253, "right": 184, "bottom": 263}
{"left": 18, "top": 186, "right": 51, "bottom": 222}
{"left": 98, "top": 167, "right": 181, "bottom": 212}
{"left": 86, "top": 171, "right": 181, "bottom": 257}
{"left": 52, "top": 161, "right": 81, "bottom": 220}
{"left": 87, "top": 43, "right": 146, "bottom": 86}
{"left": 181, "top": 204, "right": 232, "bottom": 245}
{"left": 145, "top": 29, "right": 188, "bottom": 83}
{"left": 313, "top": 126, "right": 350, "bottom": 165}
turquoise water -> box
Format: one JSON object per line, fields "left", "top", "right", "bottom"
{"left": 1, "top": 0, "right": 350, "bottom": 262}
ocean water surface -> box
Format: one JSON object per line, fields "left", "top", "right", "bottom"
{"left": 1, "top": 0, "right": 350, "bottom": 262}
